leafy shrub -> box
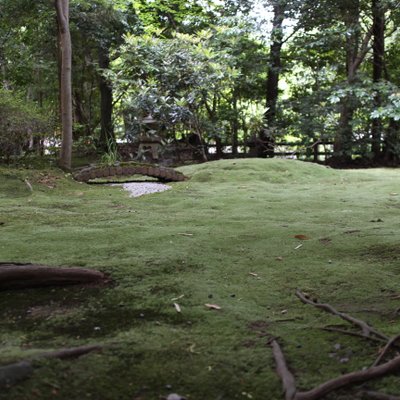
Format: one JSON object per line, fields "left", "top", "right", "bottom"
{"left": 0, "top": 89, "right": 50, "bottom": 162}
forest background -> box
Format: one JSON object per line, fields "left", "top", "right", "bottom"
{"left": 1, "top": 0, "right": 400, "bottom": 168}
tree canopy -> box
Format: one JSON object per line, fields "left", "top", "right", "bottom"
{"left": 1, "top": 0, "right": 399, "bottom": 166}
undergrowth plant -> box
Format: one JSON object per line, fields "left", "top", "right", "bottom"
{"left": 100, "top": 138, "right": 120, "bottom": 166}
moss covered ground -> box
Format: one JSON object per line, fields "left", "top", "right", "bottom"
{"left": 0, "top": 158, "right": 399, "bottom": 400}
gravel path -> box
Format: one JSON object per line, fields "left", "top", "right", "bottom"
{"left": 116, "top": 182, "right": 172, "bottom": 198}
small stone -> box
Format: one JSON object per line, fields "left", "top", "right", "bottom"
{"left": 334, "top": 343, "right": 341, "bottom": 350}
{"left": 167, "top": 394, "right": 187, "bottom": 400}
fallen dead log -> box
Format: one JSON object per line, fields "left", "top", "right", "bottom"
{"left": 0, "top": 345, "right": 102, "bottom": 388}
{"left": 0, "top": 263, "right": 108, "bottom": 290}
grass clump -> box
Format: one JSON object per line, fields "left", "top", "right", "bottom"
{"left": 0, "top": 159, "right": 400, "bottom": 400}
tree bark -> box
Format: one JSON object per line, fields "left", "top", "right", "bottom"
{"left": 55, "top": 0, "right": 73, "bottom": 171}
{"left": 384, "top": 119, "right": 400, "bottom": 163}
{"left": 259, "top": 0, "right": 285, "bottom": 158}
{"left": 334, "top": 0, "right": 364, "bottom": 163}
{"left": 232, "top": 94, "right": 239, "bottom": 156}
{"left": 98, "top": 45, "right": 114, "bottom": 151}
{"left": 0, "top": 263, "right": 107, "bottom": 290}
{"left": 371, "top": 0, "right": 385, "bottom": 161}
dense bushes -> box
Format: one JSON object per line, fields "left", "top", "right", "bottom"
{"left": 0, "top": 89, "right": 50, "bottom": 162}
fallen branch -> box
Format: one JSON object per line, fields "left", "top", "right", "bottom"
{"left": 320, "top": 327, "right": 385, "bottom": 344}
{"left": 296, "top": 354, "right": 400, "bottom": 400}
{"left": 37, "top": 344, "right": 103, "bottom": 360}
{"left": 271, "top": 340, "right": 400, "bottom": 400}
{"left": 0, "top": 345, "right": 102, "bottom": 388}
{"left": 0, "top": 361, "right": 33, "bottom": 388}
{"left": 372, "top": 333, "right": 400, "bottom": 367}
{"left": 359, "top": 391, "right": 400, "bottom": 400}
{"left": 0, "top": 263, "right": 108, "bottom": 290}
{"left": 271, "top": 340, "right": 297, "bottom": 400}
{"left": 295, "top": 289, "right": 388, "bottom": 340}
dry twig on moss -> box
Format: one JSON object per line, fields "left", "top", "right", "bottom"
{"left": 359, "top": 391, "right": 400, "bottom": 400}
{"left": 320, "top": 327, "right": 386, "bottom": 344}
{"left": 37, "top": 344, "right": 103, "bottom": 360}
{"left": 271, "top": 340, "right": 296, "bottom": 400}
{"left": 295, "top": 289, "right": 388, "bottom": 340}
{"left": 271, "top": 340, "right": 400, "bottom": 400}
{"left": 270, "top": 290, "right": 400, "bottom": 399}
{"left": 372, "top": 333, "right": 400, "bottom": 367}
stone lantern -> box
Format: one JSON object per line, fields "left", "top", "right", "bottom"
{"left": 138, "top": 114, "right": 162, "bottom": 160}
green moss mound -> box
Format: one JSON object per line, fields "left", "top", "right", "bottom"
{"left": 180, "top": 158, "right": 337, "bottom": 183}
{"left": 0, "top": 174, "right": 31, "bottom": 198}
{"left": 1, "top": 160, "right": 400, "bottom": 400}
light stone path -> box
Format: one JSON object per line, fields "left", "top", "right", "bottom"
{"left": 115, "top": 182, "right": 172, "bottom": 198}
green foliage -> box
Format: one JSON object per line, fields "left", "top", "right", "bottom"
{"left": 112, "top": 31, "right": 238, "bottom": 141}
{"left": 100, "top": 137, "right": 121, "bottom": 165}
{"left": 1, "top": 0, "right": 400, "bottom": 162}
{"left": 0, "top": 89, "right": 49, "bottom": 162}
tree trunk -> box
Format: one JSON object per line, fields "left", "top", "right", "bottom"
{"left": 259, "top": 1, "right": 285, "bottom": 158}
{"left": 215, "top": 136, "right": 223, "bottom": 158}
{"left": 335, "top": 98, "right": 355, "bottom": 162}
{"left": 232, "top": 95, "right": 239, "bottom": 156}
{"left": 334, "top": 0, "right": 365, "bottom": 163}
{"left": 98, "top": 46, "right": 114, "bottom": 151}
{"left": 73, "top": 91, "right": 91, "bottom": 137}
{"left": 371, "top": 0, "right": 385, "bottom": 161}
{"left": 383, "top": 119, "right": 400, "bottom": 164}
{"left": 55, "top": 0, "right": 73, "bottom": 171}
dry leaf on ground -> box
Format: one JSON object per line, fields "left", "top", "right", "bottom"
{"left": 294, "top": 234, "right": 310, "bottom": 240}
{"left": 205, "top": 304, "right": 221, "bottom": 310}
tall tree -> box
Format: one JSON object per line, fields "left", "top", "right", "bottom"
{"left": 55, "top": 0, "right": 72, "bottom": 170}
{"left": 371, "top": 0, "right": 385, "bottom": 160}
{"left": 259, "top": 0, "right": 286, "bottom": 157}
{"left": 333, "top": 0, "right": 373, "bottom": 163}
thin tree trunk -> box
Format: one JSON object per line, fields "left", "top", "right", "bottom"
{"left": 73, "top": 91, "right": 91, "bottom": 137}
{"left": 384, "top": 119, "right": 400, "bottom": 164}
{"left": 204, "top": 94, "right": 221, "bottom": 158}
{"left": 232, "top": 94, "right": 239, "bottom": 156}
{"left": 371, "top": 0, "right": 385, "bottom": 161}
{"left": 333, "top": 0, "right": 372, "bottom": 164}
{"left": 215, "top": 136, "right": 223, "bottom": 158}
{"left": 98, "top": 46, "right": 114, "bottom": 151}
{"left": 55, "top": 0, "right": 73, "bottom": 171}
{"left": 259, "top": 1, "right": 285, "bottom": 158}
